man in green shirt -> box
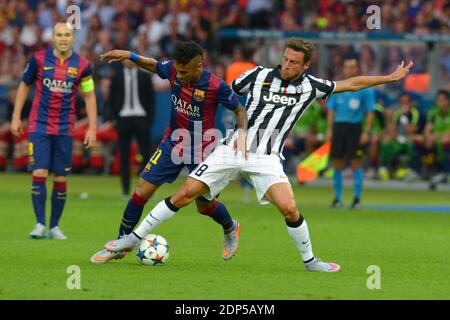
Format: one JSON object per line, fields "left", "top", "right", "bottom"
{"left": 378, "top": 93, "right": 421, "bottom": 179}
{"left": 426, "top": 90, "right": 450, "bottom": 184}
{"left": 412, "top": 90, "right": 450, "bottom": 184}
{"left": 365, "top": 100, "right": 386, "bottom": 179}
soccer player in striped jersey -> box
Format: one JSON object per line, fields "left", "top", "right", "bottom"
{"left": 90, "top": 41, "right": 248, "bottom": 263}
{"left": 11, "top": 22, "right": 97, "bottom": 240}
{"left": 105, "top": 38, "right": 413, "bottom": 272}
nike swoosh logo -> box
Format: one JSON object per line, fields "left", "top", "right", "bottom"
{"left": 64, "top": 167, "right": 71, "bottom": 172}
{"left": 258, "top": 82, "right": 272, "bottom": 86}
{"left": 43, "top": 66, "right": 54, "bottom": 70}
{"left": 92, "top": 255, "right": 112, "bottom": 262}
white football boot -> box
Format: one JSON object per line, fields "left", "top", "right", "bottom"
{"left": 29, "top": 223, "right": 46, "bottom": 239}
{"left": 305, "top": 257, "right": 341, "bottom": 272}
{"left": 104, "top": 233, "right": 140, "bottom": 252}
{"left": 223, "top": 220, "right": 241, "bottom": 260}
{"left": 47, "top": 226, "right": 68, "bottom": 240}
{"left": 90, "top": 249, "right": 128, "bottom": 264}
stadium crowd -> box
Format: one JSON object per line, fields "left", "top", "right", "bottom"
{"left": 0, "top": 0, "right": 449, "bottom": 184}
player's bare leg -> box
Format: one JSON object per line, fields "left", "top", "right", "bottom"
{"left": 90, "top": 178, "right": 160, "bottom": 263}
{"left": 265, "top": 182, "right": 340, "bottom": 272}
{"left": 170, "top": 177, "right": 210, "bottom": 207}
{"left": 104, "top": 177, "right": 209, "bottom": 252}
{"left": 30, "top": 169, "right": 48, "bottom": 239}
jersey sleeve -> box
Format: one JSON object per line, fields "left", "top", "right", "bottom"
{"left": 155, "top": 60, "right": 174, "bottom": 79}
{"left": 81, "top": 63, "right": 93, "bottom": 79}
{"left": 363, "top": 88, "right": 376, "bottom": 112}
{"left": 21, "top": 54, "right": 38, "bottom": 84}
{"left": 80, "top": 63, "right": 95, "bottom": 93}
{"left": 307, "top": 75, "right": 336, "bottom": 100}
{"left": 231, "top": 66, "right": 262, "bottom": 95}
{"left": 217, "top": 80, "right": 240, "bottom": 111}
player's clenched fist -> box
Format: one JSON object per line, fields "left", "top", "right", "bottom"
{"left": 99, "top": 50, "right": 130, "bottom": 63}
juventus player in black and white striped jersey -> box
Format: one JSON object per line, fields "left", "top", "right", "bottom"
{"left": 227, "top": 62, "right": 336, "bottom": 158}
{"left": 104, "top": 39, "right": 413, "bottom": 272}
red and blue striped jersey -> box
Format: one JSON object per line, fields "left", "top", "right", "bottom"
{"left": 22, "top": 48, "right": 93, "bottom": 136}
{"left": 156, "top": 60, "right": 240, "bottom": 162}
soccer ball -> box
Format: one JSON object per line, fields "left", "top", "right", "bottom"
{"left": 136, "top": 234, "right": 170, "bottom": 266}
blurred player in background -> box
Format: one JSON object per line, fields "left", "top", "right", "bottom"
{"left": 420, "top": 90, "right": 450, "bottom": 185}
{"left": 379, "top": 93, "right": 421, "bottom": 180}
{"left": 90, "top": 41, "right": 248, "bottom": 263}
{"left": 104, "top": 39, "right": 413, "bottom": 272}
{"left": 11, "top": 22, "right": 97, "bottom": 240}
{"left": 0, "top": 93, "right": 12, "bottom": 171}
{"left": 365, "top": 101, "right": 386, "bottom": 180}
{"left": 0, "top": 87, "right": 32, "bottom": 172}
{"left": 326, "top": 55, "right": 375, "bottom": 209}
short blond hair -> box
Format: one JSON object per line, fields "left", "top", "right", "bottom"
{"left": 284, "top": 38, "right": 314, "bottom": 64}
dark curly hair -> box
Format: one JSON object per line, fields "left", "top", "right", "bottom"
{"left": 172, "top": 41, "right": 204, "bottom": 65}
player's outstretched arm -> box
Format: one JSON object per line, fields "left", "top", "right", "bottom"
{"left": 11, "top": 82, "right": 31, "bottom": 138}
{"left": 334, "top": 61, "right": 414, "bottom": 93}
{"left": 99, "top": 50, "right": 158, "bottom": 73}
{"left": 233, "top": 104, "right": 248, "bottom": 159}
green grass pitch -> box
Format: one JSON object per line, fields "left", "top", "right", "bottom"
{"left": 1, "top": 173, "right": 449, "bottom": 299}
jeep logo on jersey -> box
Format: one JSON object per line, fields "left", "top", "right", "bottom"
{"left": 172, "top": 94, "right": 201, "bottom": 117}
{"left": 43, "top": 78, "right": 74, "bottom": 94}
{"left": 262, "top": 91, "right": 299, "bottom": 106}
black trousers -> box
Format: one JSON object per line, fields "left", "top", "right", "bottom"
{"left": 117, "top": 117, "right": 152, "bottom": 195}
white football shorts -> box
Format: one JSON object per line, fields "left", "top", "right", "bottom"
{"left": 189, "top": 144, "right": 290, "bottom": 204}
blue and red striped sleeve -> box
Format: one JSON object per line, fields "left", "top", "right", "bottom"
{"left": 21, "top": 54, "right": 38, "bottom": 84}
{"left": 217, "top": 80, "right": 239, "bottom": 111}
{"left": 155, "top": 60, "right": 174, "bottom": 79}
{"left": 81, "top": 63, "right": 93, "bottom": 79}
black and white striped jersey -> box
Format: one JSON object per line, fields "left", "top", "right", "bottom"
{"left": 228, "top": 65, "right": 335, "bottom": 159}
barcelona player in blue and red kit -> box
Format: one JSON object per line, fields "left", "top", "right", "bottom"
{"left": 90, "top": 41, "right": 248, "bottom": 263}
{"left": 11, "top": 22, "right": 97, "bottom": 240}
